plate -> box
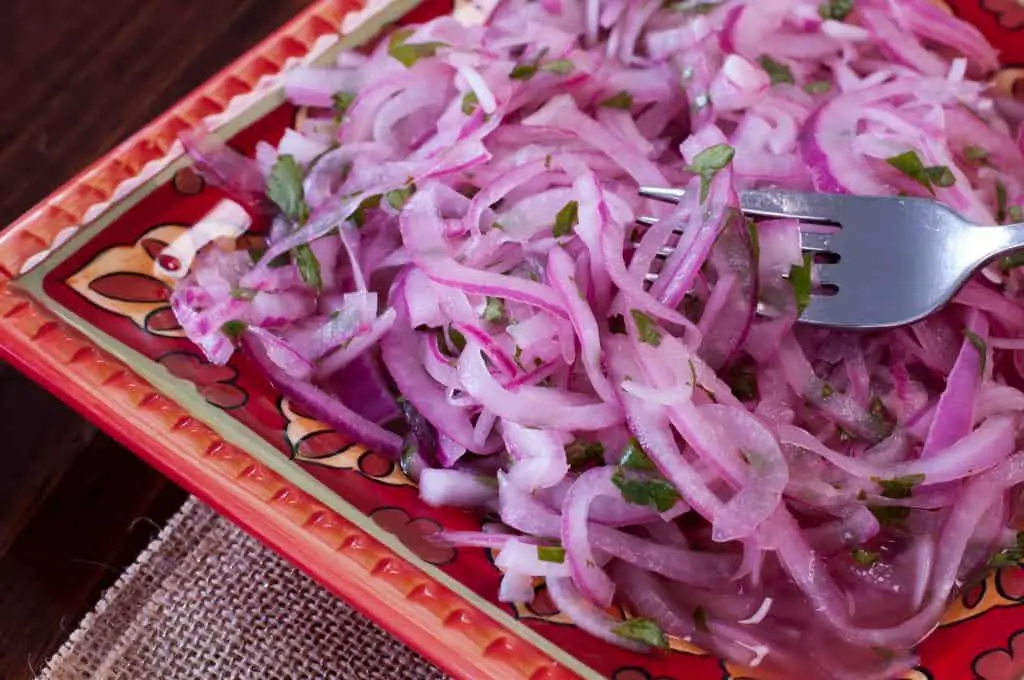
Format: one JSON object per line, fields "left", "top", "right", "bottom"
{"left": 1, "top": 1, "right": 1023, "bottom": 678}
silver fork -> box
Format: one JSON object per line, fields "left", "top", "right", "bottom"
{"left": 638, "top": 187, "right": 1024, "bottom": 330}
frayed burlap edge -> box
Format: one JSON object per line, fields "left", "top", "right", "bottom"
{"left": 39, "top": 498, "right": 447, "bottom": 680}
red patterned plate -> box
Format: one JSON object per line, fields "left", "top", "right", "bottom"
{"left": 1, "top": 1, "right": 1023, "bottom": 678}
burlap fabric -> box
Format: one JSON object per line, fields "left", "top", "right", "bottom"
{"left": 39, "top": 498, "right": 447, "bottom": 680}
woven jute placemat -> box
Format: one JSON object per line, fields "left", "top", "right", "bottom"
{"left": 39, "top": 498, "right": 447, "bottom": 680}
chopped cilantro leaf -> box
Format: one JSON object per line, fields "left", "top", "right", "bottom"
{"left": 553, "top": 200, "right": 579, "bottom": 238}
{"left": 601, "top": 91, "right": 634, "bottom": 109}
{"left": 221, "top": 320, "right": 247, "bottom": 341}
{"left": 1011, "top": 205, "right": 1024, "bottom": 222}
{"left": 964, "top": 145, "right": 989, "bottom": 164}
{"left": 886, "top": 150, "right": 953, "bottom": 194}
{"left": 851, "top": 548, "right": 878, "bottom": 566}
{"left": 537, "top": 546, "right": 566, "bottom": 563}
{"left": 510, "top": 63, "right": 539, "bottom": 80}
{"left": 788, "top": 252, "right": 814, "bottom": 314}
{"left": 991, "top": 531, "right": 1024, "bottom": 567}
{"left": 688, "top": 144, "right": 735, "bottom": 203}
{"left": 331, "top": 91, "right": 356, "bottom": 116}
{"left": 612, "top": 618, "right": 669, "bottom": 649}
{"left": 630, "top": 309, "right": 663, "bottom": 347}
{"left": 619, "top": 438, "right": 656, "bottom": 470}
{"left": 230, "top": 286, "right": 257, "bottom": 301}
{"left": 873, "top": 474, "right": 925, "bottom": 500}
{"left": 448, "top": 327, "right": 467, "bottom": 353}
{"left": 293, "top": 244, "right": 322, "bottom": 292}
{"left": 482, "top": 297, "right": 506, "bottom": 323}
{"left": 868, "top": 504, "right": 910, "bottom": 527}
{"left": 804, "top": 80, "right": 832, "bottom": 94}
{"left": 818, "top": 0, "right": 854, "bottom": 21}
{"left": 386, "top": 184, "right": 416, "bottom": 210}
{"left": 267, "top": 154, "right": 309, "bottom": 224}
{"left": 964, "top": 329, "right": 987, "bottom": 375}
{"left": 461, "top": 91, "right": 479, "bottom": 115}
{"left": 388, "top": 29, "right": 445, "bottom": 68}
{"left": 1000, "top": 252, "right": 1024, "bottom": 271}
{"left": 758, "top": 55, "right": 794, "bottom": 85}
{"left": 612, "top": 468, "right": 679, "bottom": 512}
{"left": 566, "top": 439, "right": 605, "bottom": 469}
{"left": 350, "top": 194, "right": 381, "bottom": 228}
{"left": 541, "top": 59, "right": 574, "bottom": 75}
{"left": 997, "top": 181, "right": 1009, "bottom": 223}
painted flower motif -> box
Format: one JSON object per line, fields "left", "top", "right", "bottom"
{"left": 157, "top": 351, "right": 247, "bottom": 410}
{"left": 942, "top": 566, "right": 1024, "bottom": 626}
{"left": 67, "top": 224, "right": 188, "bottom": 337}
{"left": 369, "top": 507, "right": 455, "bottom": 566}
{"left": 280, "top": 398, "right": 414, "bottom": 487}
{"left": 974, "top": 630, "right": 1024, "bottom": 680}
{"left": 982, "top": 0, "right": 1024, "bottom": 30}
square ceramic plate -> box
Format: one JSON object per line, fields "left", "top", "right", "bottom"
{"left": 2, "top": 1, "right": 1024, "bottom": 678}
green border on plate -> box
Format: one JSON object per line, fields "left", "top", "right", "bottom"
{"left": 11, "top": 2, "right": 603, "bottom": 677}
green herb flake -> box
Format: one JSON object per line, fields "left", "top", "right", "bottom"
{"left": 461, "top": 91, "right": 479, "bottom": 115}
{"left": 267, "top": 154, "right": 310, "bottom": 224}
{"left": 482, "top": 297, "right": 506, "bottom": 323}
{"left": 885, "top": 150, "right": 953, "bottom": 194}
{"left": 230, "top": 286, "right": 257, "bottom": 301}
{"left": 537, "top": 546, "right": 566, "bottom": 563}
{"left": 818, "top": 0, "right": 854, "bottom": 21}
{"left": 997, "top": 181, "right": 1009, "bottom": 223}
{"left": 924, "top": 165, "right": 956, "bottom": 188}
{"left": 963, "top": 145, "right": 989, "bottom": 164}
{"left": 221, "top": 320, "right": 247, "bottom": 341}
{"left": 804, "top": 80, "right": 832, "bottom": 94}
{"left": 541, "top": 59, "right": 575, "bottom": 75}
{"left": 386, "top": 184, "right": 416, "bottom": 211}
{"left": 553, "top": 200, "right": 579, "bottom": 238}
{"left": 821, "top": 383, "right": 835, "bottom": 399}
{"left": 688, "top": 144, "right": 736, "bottom": 203}
{"left": 990, "top": 531, "right": 1024, "bottom": 567}
{"left": 964, "top": 329, "right": 987, "bottom": 375}
{"left": 788, "top": 252, "right": 814, "bottom": 315}
{"left": 1000, "top": 253, "right": 1024, "bottom": 271}
{"left": 758, "top": 55, "right": 794, "bottom": 85}
{"left": 612, "top": 469, "right": 680, "bottom": 512}
{"left": 510, "top": 63, "right": 540, "bottom": 80}
{"left": 873, "top": 473, "right": 925, "bottom": 500}
{"left": 448, "top": 327, "right": 467, "bottom": 354}
{"left": 630, "top": 309, "right": 663, "bottom": 347}
{"left": 613, "top": 618, "right": 669, "bottom": 649}
{"left": 350, "top": 194, "right": 382, "bottom": 228}
{"left": 608, "top": 314, "right": 627, "bottom": 335}
{"left": 601, "top": 91, "right": 634, "bottom": 109}
{"left": 566, "top": 439, "right": 605, "bottom": 469}
{"left": 268, "top": 252, "right": 291, "bottom": 268}
{"left": 851, "top": 548, "right": 878, "bottom": 566}
{"left": 388, "top": 28, "right": 445, "bottom": 68}
{"left": 331, "top": 91, "right": 356, "bottom": 116}
{"left": 746, "top": 217, "right": 760, "bottom": 265}
{"left": 619, "top": 438, "right": 656, "bottom": 470}
{"left": 1010, "top": 205, "right": 1024, "bottom": 222}
{"left": 293, "top": 244, "right": 322, "bottom": 292}
{"left": 868, "top": 504, "right": 910, "bottom": 527}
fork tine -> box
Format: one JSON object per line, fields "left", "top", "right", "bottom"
{"left": 639, "top": 186, "right": 687, "bottom": 204}
{"left": 799, "top": 231, "right": 833, "bottom": 252}
{"left": 641, "top": 187, "right": 846, "bottom": 222}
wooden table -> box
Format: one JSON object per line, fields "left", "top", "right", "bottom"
{"left": 0, "top": 2, "right": 313, "bottom": 677}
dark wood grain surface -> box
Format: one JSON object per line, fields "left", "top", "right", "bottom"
{"left": 0, "top": 2, "right": 314, "bottom": 677}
